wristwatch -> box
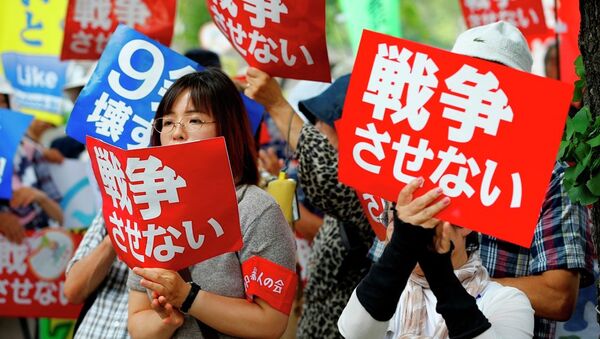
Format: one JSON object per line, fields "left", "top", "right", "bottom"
{"left": 180, "top": 282, "right": 201, "bottom": 314}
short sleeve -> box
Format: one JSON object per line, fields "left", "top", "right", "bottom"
{"left": 238, "top": 190, "right": 296, "bottom": 271}
{"left": 530, "top": 162, "right": 594, "bottom": 286}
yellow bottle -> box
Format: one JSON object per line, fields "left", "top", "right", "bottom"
{"left": 266, "top": 171, "right": 297, "bottom": 224}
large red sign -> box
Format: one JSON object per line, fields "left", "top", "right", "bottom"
{"left": 61, "top": 0, "right": 176, "bottom": 60}
{"left": 459, "top": 0, "right": 548, "bottom": 36}
{"left": 0, "top": 230, "right": 83, "bottom": 319}
{"left": 206, "top": 0, "right": 330, "bottom": 82}
{"left": 86, "top": 136, "right": 242, "bottom": 270}
{"left": 337, "top": 30, "right": 573, "bottom": 247}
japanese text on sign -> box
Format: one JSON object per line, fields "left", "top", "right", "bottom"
{"left": 62, "top": 0, "right": 177, "bottom": 60}
{"left": 459, "top": 0, "right": 548, "bottom": 36}
{"left": 0, "top": 230, "right": 83, "bottom": 319}
{"left": 338, "top": 30, "right": 573, "bottom": 246}
{"left": 86, "top": 136, "right": 243, "bottom": 270}
{"left": 242, "top": 255, "right": 297, "bottom": 315}
{"left": 207, "top": 0, "right": 330, "bottom": 82}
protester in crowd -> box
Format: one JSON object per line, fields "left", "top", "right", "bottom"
{"left": 245, "top": 20, "right": 595, "bottom": 339}
{"left": 449, "top": 21, "right": 594, "bottom": 339}
{"left": 246, "top": 71, "right": 374, "bottom": 338}
{"left": 338, "top": 178, "right": 534, "bottom": 338}
{"left": 0, "top": 116, "right": 64, "bottom": 243}
{"left": 127, "top": 69, "right": 296, "bottom": 338}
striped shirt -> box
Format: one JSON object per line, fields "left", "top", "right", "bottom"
{"left": 66, "top": 213, "right": 130, "bottom": 339}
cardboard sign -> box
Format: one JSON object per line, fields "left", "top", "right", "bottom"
{"left": 0, "top": 109, "right": 34, "bottom": 199}
{"left": 66, "top": 24, "right": 263, "bottom": 151}
{"left": 356, "top": 191, "right": 388, "bottom": 241}
{"left": 459, "top": 0, "right": 548, "bottom": 36}
{"left": 0, "top": 229, "right": 83, "bottom": 319}
{"left": 337, "top": 30, "right": 573, "bottom": 247}
{"left": 242, "top": 255, "right": 296, "bottom": 315}
{"left": 61, "top": 0, "right": 176, "bottom": 60}
{"left": 86, "top": 136, "right": 242, "bottom": 270}
{"left": 206, "top": 0, "right": 330, "bottom": 82}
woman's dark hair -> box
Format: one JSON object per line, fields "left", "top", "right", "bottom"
{"left": 151, "top": 69, "right": 259, "bottom": 186}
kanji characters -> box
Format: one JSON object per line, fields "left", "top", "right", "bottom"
{"left": 94, "top": 147, "right": 132, "bottom": 214}
{"left": 243, "top": 0, "right": 288, "bottom": 28}
{"left": 441, "top": 65, "right": 513, "bottom": 143}
{"left": 114, "top": 0, "right": 151, "bottom": 27}
{"left": 88, "top": 92, "right": 134, "bottom": 143}
{"left": 73, "top": 0, "right": 112, "bottom": 30}
{"left": 363, "top": 44, "right": 439, "bottom": 130}
{"left": 126, "top": 156, "right": 187, "bottom": 220}
{"left": 0, "top": 240, "right": 28, "bottom": 275}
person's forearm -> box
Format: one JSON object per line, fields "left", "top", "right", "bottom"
{"left": 37, "top": 194, "right": 63, "bottom": 225}
{"left": 187, "top": 292, "right": 287, "bottom": 339}
{"left": 129, "top": 309, "right": 178, "bottom": 339}
{"left": 64, "top": 238, "right": 116, "bottom": 304}
{"left": 493, "top": 269, "right": 579, "bottom": 320}
{"left": 264, "top": 101, "right": 304, "bottom": 151}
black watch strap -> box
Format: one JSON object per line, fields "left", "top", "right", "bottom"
{"left": 180, "top": 282, "right": 201, "bottom": 314}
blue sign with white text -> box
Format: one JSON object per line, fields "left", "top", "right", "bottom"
{"left": 0, "top": 109, "right": 34, "bottom": 199}
{"left": 66, "top": 25, "right": 263, "bottom": 150}
{"left": 2, "top": 53, "right": 68, "bottom": 117}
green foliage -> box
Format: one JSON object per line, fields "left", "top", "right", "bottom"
{"left": 171, "top": 0, "right": 211, "bottom": 53}
{"left": 559, "top": 56, "right": 600, "bottom": 205}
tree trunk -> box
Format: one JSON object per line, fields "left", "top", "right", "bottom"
{"left": 578, "top": 0, "right": 600, "bottom": 324}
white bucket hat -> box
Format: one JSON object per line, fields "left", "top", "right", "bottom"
{"left": 452, "top": 21, "right": 533, "bottom": 73}
{"left": 0, "top": 77, "right": 13, "bottom": 95}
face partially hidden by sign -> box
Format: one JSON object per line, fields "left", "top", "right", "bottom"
{"left": 159, "top": 89, "right": 218, "bottom": 146}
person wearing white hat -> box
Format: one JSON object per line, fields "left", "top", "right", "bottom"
{"left": 450, "top": 21, "right": 594, "bottom": 339}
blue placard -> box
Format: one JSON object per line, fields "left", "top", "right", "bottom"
{"left": 2, "top": 53, "right": 68, "bottom": 116}
{"left": 66, "top": 25, "right": 263, "bottom": 150}
{"left": 0, "top": 109, "right": 34, "bottom": 199}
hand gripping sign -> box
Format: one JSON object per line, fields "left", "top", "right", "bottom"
{"left": 337, "top": 30, "right": 573, "bottom": 247}
{"left": 67, "top": 24, "right": 263, "bottom": 151}
{"left": 61, "top": 0, "right": 177, "bottom": 60}
{"left": 207, "top": 0, "right": 330, "bottom": 82}
{"left": 0, "top": 229, "right": 83, "bottom": 319}
{"left": 459, "top": 0, "right": 548, "bottom": 37}
{"left": 0, "top": 109, "right": 34, "bottom": 199}
{"left": 86, "top": 136, "right": 242, "bottom": 270}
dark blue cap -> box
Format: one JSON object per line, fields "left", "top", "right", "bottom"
{"left": 298, "top": 74, "right": 350, "bottom": 127}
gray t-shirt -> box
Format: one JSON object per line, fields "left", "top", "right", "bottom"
{"left": 128, "top": 185, "right": 296, "bottom": 338}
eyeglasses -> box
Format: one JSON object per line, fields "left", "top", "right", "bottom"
{"left": 153, "top": 117, "right": 216, "bottom": 134}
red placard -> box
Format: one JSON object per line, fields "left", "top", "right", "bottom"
{"left": 0, "top": 229, "right": 83, "bottom": 319}
{"left": 458, "top": 0, "right": 548, "bottom": 36}
{"left": 242, "top": 256, "right": 297, "bottom": 315}
{"left": 61, "top": 0, "right": 176, "bottom": 60}
{"left": 86, "top": 136, "right": 243, "bottom": 270}
{"left": 337, "top": 30, "right": 573, "bottom": 247}
{"left": 206, "top": 0, "right": 330, "bottom": 82}
{"left": 356, "top": 191, "right": 388, "bottom": 241}
{"left": 557, "top": 0, "right": 580, "bottom": 85}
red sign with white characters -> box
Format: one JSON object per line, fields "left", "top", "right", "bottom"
{"left": 458, "top": 0, "right": 548, "bottom": 36}
{"left": 86, "top": 136, "right": 242, "bottom": 270}
{"left": 242, "top": 256, "right": 297, "bottom": 315}
{"left": 61, "top": 0, "right": 176, "bottom": 60}
{"left": 206, "top": 0, "right": 330, "bottom": 82}
{"left": 337, "top": 30, "right": 573, "bottom": 247}
{"left": 0, "top": 229, "right": 83, "bottom": 319}
{"left": 356, "top": 191, "right": 388, "bottom": 241}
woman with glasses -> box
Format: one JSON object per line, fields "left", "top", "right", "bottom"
{"left": 127, "top": 69, "right": 296, "bottom": 339}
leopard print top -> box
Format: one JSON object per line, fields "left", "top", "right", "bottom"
{"left": 295, "top": 124, "right": 375, "bottom": 338}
